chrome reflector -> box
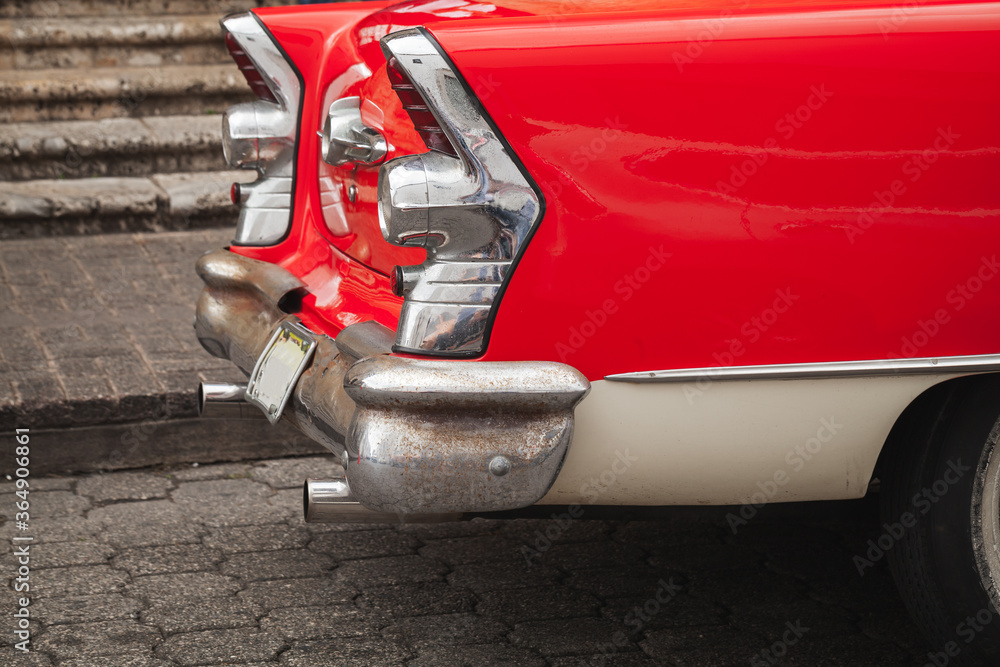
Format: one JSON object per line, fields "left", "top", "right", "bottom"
{"left": 221, "top": 13, "right": 302, "bottom": 246}
{"left": 378, "top": 28, "right": 544, "bottom": 356}
{"left": 321, "top": 97, "right": 388, "bottom": 167}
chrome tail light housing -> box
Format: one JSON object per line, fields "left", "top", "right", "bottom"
{"left": 221, "top": 13, "right": 303, "bottom": 246}
{"left": 321, "top": 97, "right": 388, "bottom": 167}
{"left": 377, "top": 28, "right": 544, "bottom": 356}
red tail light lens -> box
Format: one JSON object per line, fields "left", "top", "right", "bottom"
{"left": 387, "top": 57, "right": 458, "bottom": 157}
{"left": 225, "top": 32, "right": 278, "bottom": 104}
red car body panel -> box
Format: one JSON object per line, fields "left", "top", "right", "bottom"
{"left": 241, "top": 0, "right": 1000, "bottom": 382}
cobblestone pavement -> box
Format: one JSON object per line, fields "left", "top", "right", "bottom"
{"left": 0, "top": 228, "right": 241, "bottom": 431}
{"left": 2, "top": 455, "right": 930, "bottom": 666}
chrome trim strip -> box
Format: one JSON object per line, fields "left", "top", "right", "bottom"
{"left": 604, "top": 354, "right": 1000, "bottom": 383}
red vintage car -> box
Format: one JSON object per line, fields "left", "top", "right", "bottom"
{"left": 193, "top": 0, "right": 1000, "bottom": 660}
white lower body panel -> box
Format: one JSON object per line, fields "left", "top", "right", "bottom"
{"left": 540, "top": 373, "right": 974, "bottom": 506}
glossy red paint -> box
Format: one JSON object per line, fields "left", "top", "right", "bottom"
{"left": 241, "top": 1, "right": 525, "bottom": 334}
{"left": 236, "top": 3, "right": 401, "bottom": 336}
{"left": 311, "top": 1, "right": 535, "bottom": 273}
{"left": 436, "top": 3, "right": 1000, "bottom": 379}
{"left": 240, "top": 1, "right": 535, "bottom": 334}
{"left": 245, "top": 0, "right": 1000, "bottom": 381}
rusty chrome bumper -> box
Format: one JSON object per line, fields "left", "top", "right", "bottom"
{"left": 194, "top": 249, "right": 590, "bottom": 515}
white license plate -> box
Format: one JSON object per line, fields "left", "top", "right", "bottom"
{"left": 246, "top": 322, "right": 317, "bottom": 424}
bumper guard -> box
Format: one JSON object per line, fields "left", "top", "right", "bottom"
{"left": 194, "top": 249, "right": 590, "bottom": 514}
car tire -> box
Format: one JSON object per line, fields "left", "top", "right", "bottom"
{"left": 880, "top": 375, "right": 1000, "bottom": 665}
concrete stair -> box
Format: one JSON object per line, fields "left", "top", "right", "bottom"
{"left": 0, "top": 115, "right": 224, "bottom": 180}
{"left": 0, "top": 15, "right": 232, "bottom": 71}
{"left": 0, "top": 170, "right": 257, "bottom": 238}
{"left": 0, "top": 63, "right": 251, "bottom": 123}
{"left": 0, "top": 0, "right": 294, "bottom": 237}
{"left": 0, "top": 0, "right": 284, "bottom": 19}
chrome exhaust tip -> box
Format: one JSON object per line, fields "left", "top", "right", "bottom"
{"left": 303, "top": 478, "right": 461, "bottom": 523}
{"left": 198, "top": 382, "right": 265, "bottom": 420}
{"left": 304, "top": 477, "right": 377, "bottom": 523}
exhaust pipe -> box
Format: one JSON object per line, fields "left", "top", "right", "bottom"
{"left": 198, "top": 382, "right": 266, "bottom": 420}
{"left": 304, "top": 478, "right": 460, "bottom": 523}
{"left": 304, "top": 478, "right": 383, "bottom": 523}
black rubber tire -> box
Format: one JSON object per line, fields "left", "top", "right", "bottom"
{"left": 880, "top": 375, "right": 1000, "bottom": 665}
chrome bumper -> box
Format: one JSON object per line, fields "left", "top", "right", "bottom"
{"left": 194, "top": 249, "right": 590, "bottom": 515}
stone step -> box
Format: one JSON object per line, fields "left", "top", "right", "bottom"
{"left": 0, "top": 170, "right": 257, "bottom": 238}
{"left": 0, "top": 15, "right": 231, "bottom": 71}
{"left": 0, "top": 115, "right": 226, "bottom": 180}
{"left": 0, "top": 0, "right": 290, "bottom": 19}
{"left": 0, "top": 226, "right": 320, "bottom": 466}
{"left": 0, "top": 63, "right": 253, "bottom": 122}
